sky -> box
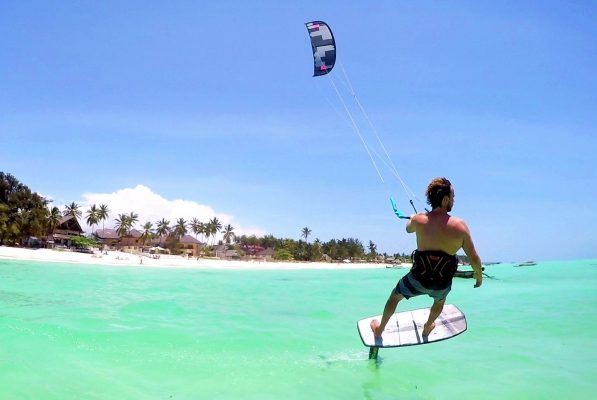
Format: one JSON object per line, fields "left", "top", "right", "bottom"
{"left": 1, "top": 1, "right": 596, "bottom": 262}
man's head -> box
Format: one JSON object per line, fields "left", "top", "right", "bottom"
{"left": 426, "top": 177, "right": 454, "bottom": 211}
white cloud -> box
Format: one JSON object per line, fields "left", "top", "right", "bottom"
{"left": 74, "top": 184, "right": 266, "bottom": 239}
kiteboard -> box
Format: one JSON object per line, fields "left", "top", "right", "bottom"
{"left": 357, "top": 304, "right": 467, "bottom": 359}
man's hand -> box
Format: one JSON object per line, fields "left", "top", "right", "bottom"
{"left": 473, "top": 271, "right": 483, "bottom": 288}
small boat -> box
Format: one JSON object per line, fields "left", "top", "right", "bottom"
{"left": 454, "top": 267, "right": 486, "bottom": 279}
{"left": 454, "top": 270, "right": 474, "bottom": 278}
{"left": 515, "top": 261, "right": 537, "bottom": 267}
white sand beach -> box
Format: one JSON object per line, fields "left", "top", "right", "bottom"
{"left": 0, "top": 246, "right": 411, "bottom": 270}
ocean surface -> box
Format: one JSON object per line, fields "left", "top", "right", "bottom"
{"left": 0, "top": 258, "right": 595, "bottom": 399}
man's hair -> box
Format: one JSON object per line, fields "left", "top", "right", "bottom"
{"left": 426, "top": 177, "right": 452, "bottom": 209}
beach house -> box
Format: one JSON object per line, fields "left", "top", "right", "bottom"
{"left": 93, "top": 228, "right": 144, "bottom": 252}
{"left": 50, "top": 215, "right": 84, "bottom": 247}
{"left": 92, "top": 228, "right": 120, "bottom": 249}
{"left": 178, "top": 234, "right": 202, "bottom": 257}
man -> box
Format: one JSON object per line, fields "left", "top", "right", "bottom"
{"left": 371, "top": 177, "right": 482, "bottom": 338}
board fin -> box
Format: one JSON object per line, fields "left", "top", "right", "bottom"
{"left": 368, "top": 347, "right": 379, "bottom": 360}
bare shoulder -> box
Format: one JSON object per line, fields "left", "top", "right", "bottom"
{"left": 448, "top": 215, "right": 470, "bottom": 232}
{"left": 412, "top": 212, "right": 428, "bottom": 223}
{"left": 406, "top": 212, "right": 426, "bottom": 233}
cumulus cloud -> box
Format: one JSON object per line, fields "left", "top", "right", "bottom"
{"left": 73, "top": 184, "right": 265, "bottom": 239}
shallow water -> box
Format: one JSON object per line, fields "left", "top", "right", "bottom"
{"left": 0, "top": 259, "right": 595, "bottom": 399}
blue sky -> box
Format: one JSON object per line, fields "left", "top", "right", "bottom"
{"left": 1, "top": 1, "right": 595, "bottom": 262}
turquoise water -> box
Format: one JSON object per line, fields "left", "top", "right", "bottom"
{"left": 0, "top": 259, "right": 595, "bottom": 399}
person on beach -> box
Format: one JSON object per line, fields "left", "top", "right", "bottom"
{"left": 371, "top": 177, "right": 483, "bottom": 338}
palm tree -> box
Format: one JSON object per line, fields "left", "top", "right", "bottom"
{"left": 198, "top": 222, "right": 206, "bottom": 243}
{"left": 63, "top": 202, "right": 82, "bottom": 220}
{"left": 222, "top": 224, "right": 235, "bottom": 246}
{"left": 156, "top": 218, "right": 170, "bottom": 244}
{"left": 190, "top": 218, "right": 202, "bottom": 240}
{"left": 47, "top": 206, "right": 62, "bottom": 235}
{"left": 368, "top": 240, "right": 377, "bottom": 256}
{"left": 128, "top": 211, "right": 139, "bottom": 231}
{"left": 208, "top": 217, "right": 222, "bottom": 245}
{"left": 114, "top": 213, "right": 131, "bottom": 237}
{"left": 86, "top": 204, "right": 99, "bottom": 234}
{"left": 174, "top": 218, "right": 187, "bottom": 239}
{"left": 140, "top": 222, "right": 154, "bottom": 246}
{"left": 301, "top": 227, "right": 312, "bottom": 243}
{"left": 204, "top": 226, "right": 211, "bottom": 245}
{"left": 98, "top": 204, "right": 110, "bottom": 234}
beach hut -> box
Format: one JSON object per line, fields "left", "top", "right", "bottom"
{"left": 93, "top": 228, "right": 120, "bottom": 249}
{"left": 179, "top": 235, "right": 202, "bottom": 257}
{"left": 223, "top": 249, "right": 241, "bottom": 260}
{"left": 119, "top": 229, "right": 143, "bottom": 251}
{"left": 52, "top": 215, "right": 84, "bottom": 247}
{"left": 256, "top": 247, "right": 275, "bottom": 261}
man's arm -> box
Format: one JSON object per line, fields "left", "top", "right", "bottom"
{"left": 406, "top": 214, "right": 417, "bottom": 233}
{"left": 461, "top": 221, "right": 482, "bottom": 288}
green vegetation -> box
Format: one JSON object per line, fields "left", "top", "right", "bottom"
{"left": 1, "top": 172, "right": 413, "bottom": 262}
{"left": 0, "top": 172, "right": 50, "bottom": 245}
{"left": 70, "top": 235, "right": 98, "bottom": 248}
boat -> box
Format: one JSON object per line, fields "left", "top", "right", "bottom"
{"left": 515, "top": 261, "right": 537, "bottom": 267}
{"left": 454, "top": 267, "right": 486, "bottom": 279}
{"left": 454, "top": 270, "right": 474, "bottom": 278}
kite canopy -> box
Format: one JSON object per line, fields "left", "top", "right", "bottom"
{"left": 305, "top": 21, "right": 336, "bottom": 76}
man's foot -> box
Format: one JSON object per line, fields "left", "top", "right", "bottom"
{"left": 422, "top": 322, "right": 436, "bottom": 336}
{"left": 370, "top": 319, "right": 382, "bottom": 338}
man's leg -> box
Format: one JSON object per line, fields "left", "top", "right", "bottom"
{"left": 422, "top": 298, "right": 445, "bottom": 336}
{"left": 370, "top": 290, "right": 404, "bottom": 338}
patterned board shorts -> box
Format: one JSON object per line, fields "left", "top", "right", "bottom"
{"left": 394, "top": 271, "right": 451, "bottom": 301}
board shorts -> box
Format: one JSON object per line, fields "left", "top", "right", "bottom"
{"left": 394, "top": 271, "right": 451, "bottom": 301}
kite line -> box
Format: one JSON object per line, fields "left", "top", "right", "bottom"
{"left": 305, "top": 20, "right": 424, "bottom": 218}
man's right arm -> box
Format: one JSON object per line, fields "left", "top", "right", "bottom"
{"left": 461, "top": 221, "right": 482, "bottom": 288}
{"left": 406, "top": 213, "right": 425, "bottom": 233}
{"left": 406, "top": 214, "right": 416, "bottom": 233}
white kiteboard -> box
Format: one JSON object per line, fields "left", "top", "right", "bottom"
{"left": 357, "top": 304, "right": 467, "bottom": 349}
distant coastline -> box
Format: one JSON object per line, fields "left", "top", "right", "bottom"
{"left": 0, "top": 246, "right": 410, "bottom": 271}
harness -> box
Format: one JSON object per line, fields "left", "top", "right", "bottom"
{"left": 410, "top": 250, "right": 459, "bottom": 290}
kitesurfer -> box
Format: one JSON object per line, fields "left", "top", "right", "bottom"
{"left": 371, "top": 177, "right": 483, "bottom": 338}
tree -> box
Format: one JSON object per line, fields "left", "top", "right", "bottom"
{"left": 47, "top": 206, "right": 62, "bottom": 235}
{"left": 98, "top": 204, "right": 110, "bottom": 234}
{"left": 0, "top": 172, "right": 49, "bottom": 245}
{"left": 301, "top": 227, "right": 312, "bottom": 242}
{"left": 190, "top": 218, "right": 203, "bottom": 241}
{"left": 70, "top": 235, "right": 98, "bottom": 249}
{"left": 222, "top": 224, "right": 235, "bottom": 246}
{"left": 208, "top": 217, "right": 222, "bottom": 245}
{"left": 128, "top": 212, "right": 139, "bottom": 231}
{"left": 114, "top": 213, "right": 131, "bottom": 237}
{"left": 174, "top": 218, "right": 187, "bottom": 239}
{"left": 140, "top": 222, "right": 154, "bottom": 246}
{"left": 311, "top": 239, "right": 324, "bottom": 261}
{"left": 156, "top": 218, "right": 170, "bottom": 243}
{"left": 63, "top": 202, "right": 82, "bottom": 220}
{"left": 86, "top": 204, "right": 99, "bottom": 233}
{"left": 368, "top": 240, "right": 377, "bottom": 257}
{"left": 274, "top": 248, "right": 293, "bottom": 261}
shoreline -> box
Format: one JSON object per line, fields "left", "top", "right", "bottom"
{"left": 0, "top": 246, "right": 411, "bottom": 271}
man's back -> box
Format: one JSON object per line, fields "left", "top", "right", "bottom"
{"left": 410, "top": 211, "right": 466, "bottom": 255}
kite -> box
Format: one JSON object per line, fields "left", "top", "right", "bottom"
{"left": 305, "top": 21, "right": 336, "bottom": 76}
